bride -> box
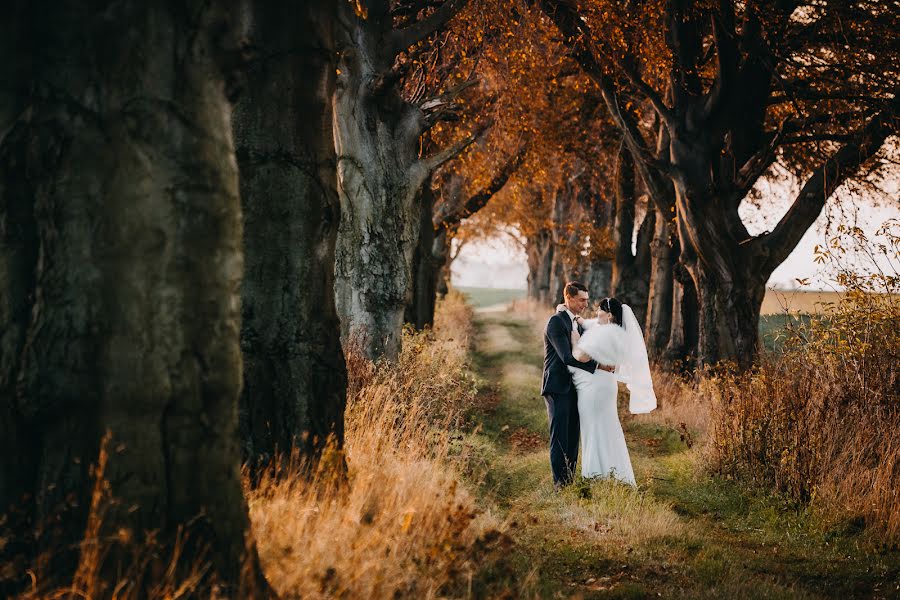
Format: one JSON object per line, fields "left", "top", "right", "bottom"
{"left": 557, "top": 297, "right": 657, "bottom": 486}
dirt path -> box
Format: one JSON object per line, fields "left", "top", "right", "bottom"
{"left": 465, "top": 310, "right": 899, "bottom": 599}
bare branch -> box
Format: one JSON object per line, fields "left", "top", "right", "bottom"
{"left": 421, "top": 119, "right": 491, "bottom": 174}
{"left": 612, "top": 56, "right": 676, "bottom": 128}
{"left": 419, "top": 78, "right": 480, "bottom": 130}
{"left": 437, "top": 140, "right": 530, "bottom": 229}
{"left": 753, "top": 98, "right": 899, "bottom": 273}
{"left": 390, "top": 0, "right": 468, "bottom": 56}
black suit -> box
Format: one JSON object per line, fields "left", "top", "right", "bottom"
{"left": 541, "top": 311, "right": 597, "bottom": 487}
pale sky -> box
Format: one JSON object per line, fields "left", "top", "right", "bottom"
{"left": 453, "top": 188, "right": 899, "bottom": 292}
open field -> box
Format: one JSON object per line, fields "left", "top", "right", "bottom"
{"left": 760, "top": 289, "right": 845, "bottom": 314}
{"left": 457, "top": 286, "right": 846, "bottom": 315}
{"left": 456, "top": 286, "right": 527, "bottom": 309}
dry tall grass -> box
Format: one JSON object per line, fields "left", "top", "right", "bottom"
{"left": 247, "top": 291, "right": 510, "bottom": 599}
{"left": 709, "top": 288, "right": 899, "bottom": 543}
{"left": 11, "top": 291, "right": 506, "bottom": 599}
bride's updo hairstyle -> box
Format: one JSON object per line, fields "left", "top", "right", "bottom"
{"left": 599, "top": 297, "right": 623, "bottom": 326}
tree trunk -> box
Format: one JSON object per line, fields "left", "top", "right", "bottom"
{"left": 645, "top": 206, "right": 674, "bottom": 359}
{"left": 549, "top": 186, "right": 582, "bottom": 305}
{"left": 332, "top": 6, "right": 430, "bottom": 360}
{"left": 233, "top": 0, "right": 347, "bottom": 470}
{"left": 433, "top": 227, "right": 452, "bottom": 297}
{"left": 585, "top": 261, "right": 613, "bottom": 301}
{"left": 670, "top": 136, "right": 766, "bottom": 370}
{"left": 549, "top": 253, "right": 567, "bottom": 307}
{"left": 688, "top": 263, "right": 766, "bottom": 370}
{"left": 526, "top": 230, "right": 554, "bottom": 304}
{"left": 664, "top": 262, "right": 700, "bottom": 369}
{"left": 609, "top": 144, "right": 653, "bottom": 326}
{"left": 405, "top": 182, "right": 437, "bottom": 329}
{"left": 0, "top": 2, "right": 265, "bottom": 594}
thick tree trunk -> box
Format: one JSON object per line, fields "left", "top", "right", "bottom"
{"left": 645, "top": 207, "right": 674, "bottom": 359}
{"left": 526, "top": 231, "right": 554, "bottom": 304}
{"left": 332, "top": 6, "right": 429, "bottom": 360}
{"left": 405, "top": 183, "right": 437, "bottom": 329}
{"left": 688, "top": 263, "right": 766, "bottom": 370}
{"left": 610, "top": 145, "right": 653, "bottom": 326}
{"left": 233, "top": 0, "right": 347, "bottom": 469}
{"left": 549, "top": 254, "right": 567, "bottom": 307}
{"left": 0, "top": 2, "right": 265, "bottom": 594}
{"left": 433, "top": 227, "right": 452, "bottom": 297}
{"left": 549, "top": 186, "right": 582, "bottom": 305}
{"left": 664, "top": 263, "right": 700, "bottom": 369}
{"left": 670, "top": 135, "right": 766, "bottom": 369}
{"left": 585, "top": 261, "right": 613, "bottom": 301}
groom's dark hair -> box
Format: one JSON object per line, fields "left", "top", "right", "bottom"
{"left": 563, "top": 281, "right": 588, "bottom": 298}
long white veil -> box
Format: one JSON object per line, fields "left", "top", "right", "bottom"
{"left": 617, "top": 304, "right": 657, "bottom": 414}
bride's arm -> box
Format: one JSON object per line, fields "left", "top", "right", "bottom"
{"left": 579, "top": 317, "right": 598, "bottom": 330}
{"left": 570, "top": 328, "right": 591, "bottom": 362}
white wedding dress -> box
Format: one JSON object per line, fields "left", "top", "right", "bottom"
{"left": 566, "top": 306, "right": 657, "bottom": 486}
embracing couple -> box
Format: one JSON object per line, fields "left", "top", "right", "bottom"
{"left": 541, "top": 281, "right": 657, "bottom": 490}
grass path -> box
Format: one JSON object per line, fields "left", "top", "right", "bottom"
{"left": 463, "top": 310, "right": 899, "bottom": 599}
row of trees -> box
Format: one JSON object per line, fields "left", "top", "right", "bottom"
{"left": 425, "top": 0, "right": 897, "bottom": 371}
{"left": 0, "top": 0, "right": 896, "bottom": 595}
{"left": 0, "top": 0, "right": 486, "bottom": 595}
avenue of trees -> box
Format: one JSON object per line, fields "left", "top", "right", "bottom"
{"left": 0, "top": 0, "right": 896, "bottom": 595}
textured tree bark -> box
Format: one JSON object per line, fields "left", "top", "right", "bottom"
{"left": 664, "top": 263, "right": 700, "bottom": 369}
{"left": 526, "top": 230, "right": 554, "bottom": 304}
{"left": 405, "top": 181, "right": 437, "bottom": 329}
{"left": 645, "top": 206, "right": 674, "bottom": 359}
{"left": 609, "top": 144, "right": 653, "bottom": 327}
{"left": 433, "top": 227, "right": 452, "bottom": 297}
{"left": 585, "top": 261, "right": 613, "bottom": 301}
{"left": 232, "top": 0, "right": 347, "bottom": 470}
{"left": 332, "top": 2, "right": 470, "bottom": 359}
{"left": 0, "top": 2, "right": 267, "bottom": 594}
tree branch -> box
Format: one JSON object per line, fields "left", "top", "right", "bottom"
{"left": 419, "top": 78, "right": 480, "bottom": 130}
{"left": 390, "top": 0, "right": 468, "bottom": 56}
{"left": 437, "top": 140, "right": 529, "bottom": 230}
{"left": 421, "top": 119, "right": 491, "bottom": 174}
{"left": 704, "top": 1, "right": 739, "bottom": 117}
{"left": 612, "top": 56, "right": 676, "bottom": 128}
{"left": 754, "top": 99, "right": 899, "bottom": 273}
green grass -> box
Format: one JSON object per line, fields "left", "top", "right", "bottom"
{"left": 462, "top": 309, "right": 900, "bottom": 599}
{"left": 759, "top": 314, "right": 815, "bottom": 353}
{"left": 455, "top": 286, "right": 526, "bottom": 309}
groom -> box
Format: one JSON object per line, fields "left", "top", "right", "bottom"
{"left": 541, "top": 281, "right": 597, "bottom": 489}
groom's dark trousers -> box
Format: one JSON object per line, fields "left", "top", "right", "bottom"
{"left": 541, "top": 311, "right": 597, "bottom": 488}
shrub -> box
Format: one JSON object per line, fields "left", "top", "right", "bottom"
{"left": 709, "top": 222, "right": 900, "bottom": 543}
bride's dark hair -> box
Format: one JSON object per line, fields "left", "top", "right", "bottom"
{"left": 599, "top": 297, "right": 623, "bottom": 325}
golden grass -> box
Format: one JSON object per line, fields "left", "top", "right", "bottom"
{"left": 563, "top": 479, "right": 686, "bottom": 549}
{"left": 632, "top": 368, "right": 714, "bottom": 440}
{"left": 247, "top": 290, "right": 511, "bottom": 599}
{"left": 12, "top": 291, "right": 507, "bottom": 599}
{"left": 709, "top": 291, "right": 900, "bottom": 543}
